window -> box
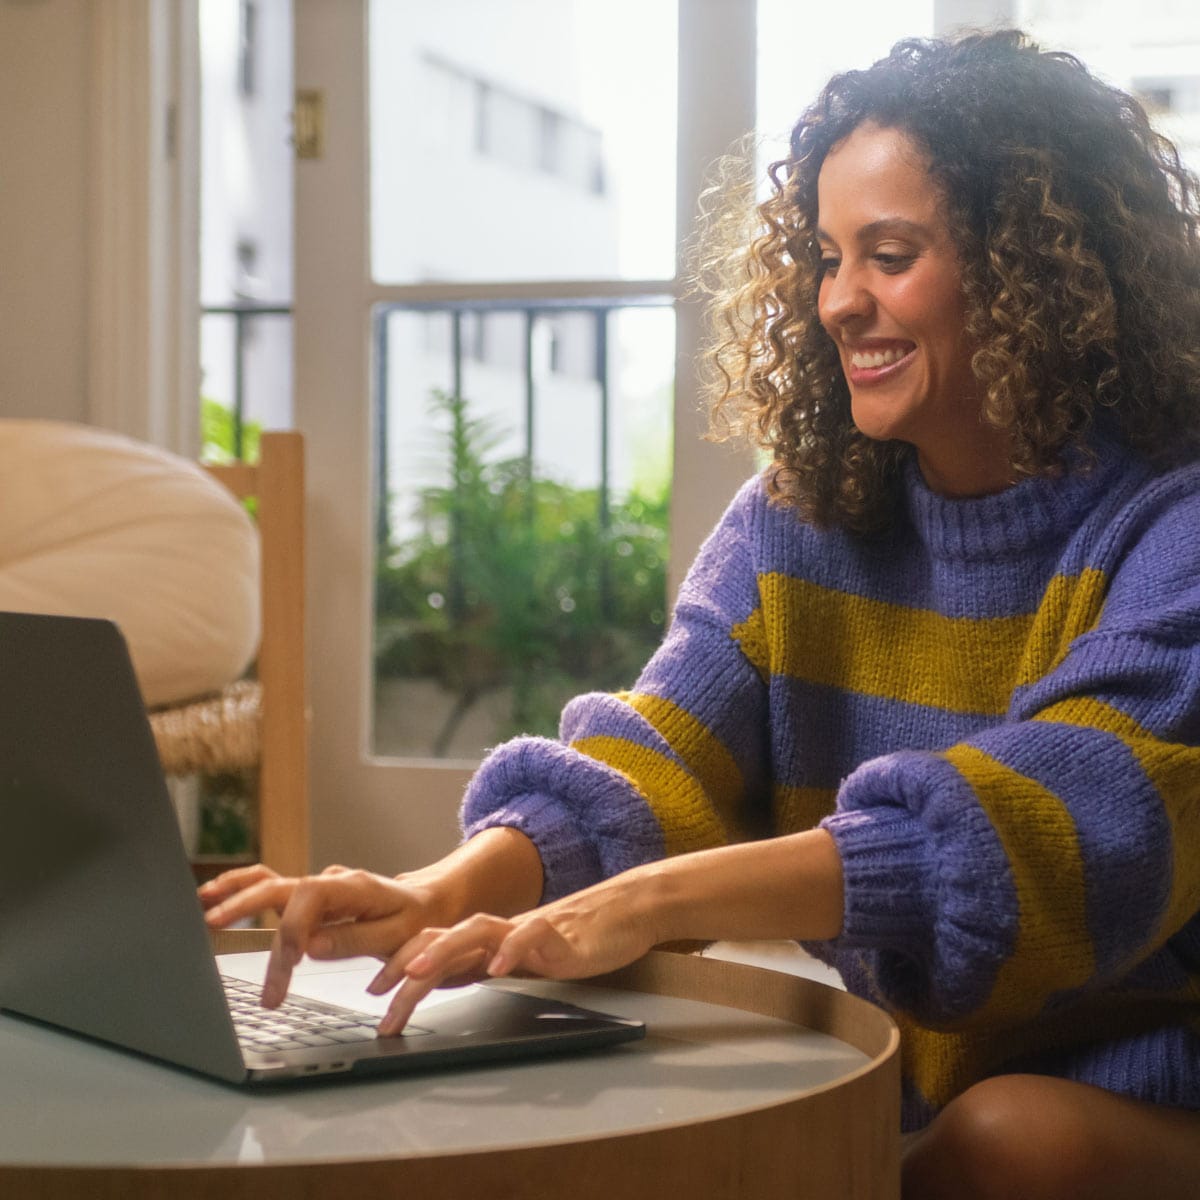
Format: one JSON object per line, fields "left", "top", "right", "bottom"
{"left": 199, "top": 0, "right": 293, "bottom": 459}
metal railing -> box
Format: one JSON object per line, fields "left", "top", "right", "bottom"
{"left": 372, "top": 294, "right": 670, "bottom": 527}
{"left": 372, "top": 295, "right": 671, "bottom": 619}
{"left": 200, "top": 302, "right": 293, "bottom": 458}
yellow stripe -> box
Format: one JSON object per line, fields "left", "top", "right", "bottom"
{"left": 1035, "top": 697, "right": 1200, "bottom": 949}
{"left": 1013, "top": 568, "right": 1108, "bottom": 687}
{"left": 622, "top": 693, "right": 747, "bottom": 833}
{"left": 772, "top": 784, "right": 838, "bottom": 834}
{"left": 731, "top": 606, "right": 770, "bottom": 680}
{"left": 754, "top": 574, "right": 1031, "bottom": 713}
{"left": 944, "top": 744, "right": 1094, "bottom": 1023}
{"left": 895, "top": 1016, "right": 992, "bottom": 1110}
{"left": 739, "top": 570, "right": 1109, "bottom": 715}
{"left": 569, "top": 735, "right": 728, "bottom": 856}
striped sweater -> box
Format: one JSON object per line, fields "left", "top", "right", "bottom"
{"left": 461, "top": 437, "right": 1200, "bottom": 1130}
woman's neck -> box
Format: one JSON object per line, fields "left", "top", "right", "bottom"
{"left": 914, "top": 425, "right": 1014, "bottom": 498}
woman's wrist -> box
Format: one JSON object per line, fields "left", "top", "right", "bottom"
{"left": 398, "top": 826, "right": 545, "bottom": 926}
{"left": 633, "top": 858, "right": 694, "bottom": 947}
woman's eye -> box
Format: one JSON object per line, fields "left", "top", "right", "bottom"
{"left": 819, "top": 257, "right": 840, "bottom": 276}
{"left": 874, "top": 253, "right": 914, "bottom": 272}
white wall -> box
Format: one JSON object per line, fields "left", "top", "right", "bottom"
{"left": 0, "top": 0, "right": 92, "bottom": 425}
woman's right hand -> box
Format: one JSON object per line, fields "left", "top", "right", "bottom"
{"left": 201, "top": 863, "right": 453, "bottom": 1006}
{"left": 198, "top": 861, "right": 307, "bottom": 925}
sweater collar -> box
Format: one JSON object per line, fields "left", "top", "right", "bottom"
{"left": 900, "top": 437, "right": 1136, "bottom": 561}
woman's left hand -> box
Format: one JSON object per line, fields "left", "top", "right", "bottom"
{"left": 371, "top": 870, "right": 662, "bottom": 1036}
{"left": 369, "top": 828, "right": 846, "bottom": 1035}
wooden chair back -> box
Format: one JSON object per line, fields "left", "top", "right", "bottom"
{"left": 202, "top": 430, "right": 310, "bottom": 877}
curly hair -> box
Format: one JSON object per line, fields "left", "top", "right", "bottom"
{"left": 698, "top": 29, "right": 1200, "bottom": 532}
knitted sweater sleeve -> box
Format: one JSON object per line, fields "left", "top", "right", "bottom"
{"left": 461, "top": 478, "right": 771, "bottom": 902}
{"left": 817, "top": 470, "right": 1200, "bottom": 1029}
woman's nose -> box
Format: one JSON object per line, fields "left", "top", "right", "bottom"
{"left": 819, "top": 266, "right": 873, "bottom": 327}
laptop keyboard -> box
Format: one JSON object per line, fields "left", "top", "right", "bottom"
{"left": 221, "top": 974, "right": 400, "bottom": 1051}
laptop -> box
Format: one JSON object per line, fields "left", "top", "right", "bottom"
{"left": 0, "top": 611, "right": 644, "bottom": 1086}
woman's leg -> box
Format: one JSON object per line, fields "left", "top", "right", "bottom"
{"left": 901, "top": 1073, "right": 1200, "bottom": 1200}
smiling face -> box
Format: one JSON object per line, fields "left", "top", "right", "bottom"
{"left": 816, "top": 122, "right": 1011, "bottom": 496}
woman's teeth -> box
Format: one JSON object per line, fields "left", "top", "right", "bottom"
{"left": 850, "top": 346, "right": 909, "bottom": 369}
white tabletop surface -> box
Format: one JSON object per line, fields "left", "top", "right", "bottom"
{"left": 0, "top": 950, "right": 868, "bottom": 1169}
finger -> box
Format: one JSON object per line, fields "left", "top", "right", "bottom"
{"left": 307, "top": 913, "right": 423, "bottom": 962}
{"left": 197, "top": 863, "right": 281, "bottom": 909}
{"left": 377, "top": 972, "right": 441, "bottom": 1037}
{"left": 374, "top": 950, "right": 492, "bottom": 1038}
{"left": 261, "top": 881, "right": 344, "bottom": 1003}
{"left": 203, "top": 876, "right": 297, "bottom": 928}
{"left": 364, "top": 926, "right": 446, "bottom": 995}
{"left": 262, "top": 925, "right": 304, "bottom": 1008}
{"left": 395, "top": 914, "right": 512, "bottom": 986}
{"left": 262, "top": 873, "right": 400, "bottom": 1004}
{"left": 373, "top": 914, "right": 525, "bottom": 1035}
{"left": 305, "top": 920, "right": 378, "bottom": 960}
{"left": 487, "top": 914, "right": 572, "bottom": 978}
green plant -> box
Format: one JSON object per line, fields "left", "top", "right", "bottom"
{"left": 376, "top": 389, "right": 669, "bottom": 752}
{"left": 197, "top": 772, "right": 257, "bottom": 856}
{"left": 200, "top": 396, "right": 262, "bottom": 464}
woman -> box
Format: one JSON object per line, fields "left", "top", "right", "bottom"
{"left": 204, "top": 31, "right": 1200, "bottom": 1197}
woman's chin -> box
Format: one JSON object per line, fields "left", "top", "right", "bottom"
{"left": 849, "top": 403, "right": 914, "bottom": 446}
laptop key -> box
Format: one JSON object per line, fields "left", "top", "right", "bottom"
{"left": 220, "top": 973, "right": 389, "bottom": 1052}
{"left": 325, "top": 1026, "right": 380, "bottom": 1044}
{"left": 295, "top": 1033, "right": 340, "bottom": 1047}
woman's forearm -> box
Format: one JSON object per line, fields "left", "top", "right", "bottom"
{"left": 639, "top": 829, "right": 845, "bottom": 945}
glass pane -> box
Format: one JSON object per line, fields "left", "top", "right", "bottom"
{"left": 368, "top": 0, "right": 678, "bottom": 283}
{"left": 372, "top": 302, "right": 674, "bottom": 759}
{"left": 757, "top": 0, "right": 935, "bottom": 166}
{"left": 199, "top": 0, "right": 294, "bottom": 460}
{"left": 199, "top": 310, "right": 293, "bottom": 459}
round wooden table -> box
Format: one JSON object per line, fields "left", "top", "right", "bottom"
{"left": 0, "top": 942, "right": 900, "bottom": 1199}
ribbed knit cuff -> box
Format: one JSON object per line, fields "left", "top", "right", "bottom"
{"left": 462, "top": 793, "right": 602, "bottom": 904}
{"left": 460, "top": 735, "right": 666, "bottom": 904}
{"left": 820, "top": 806, "right": 938, "bottom": 959}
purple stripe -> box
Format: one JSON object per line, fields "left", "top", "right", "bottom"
{"left": 970, "top": 720, "right": 1173, "bottom": 979}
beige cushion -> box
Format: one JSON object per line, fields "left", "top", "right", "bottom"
{"left": 0, "top": 419, "right": 259, "bottom": 707}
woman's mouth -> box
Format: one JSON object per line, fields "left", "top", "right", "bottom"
{"left": 846, "top": 343, "right": 916, "bottom": 385}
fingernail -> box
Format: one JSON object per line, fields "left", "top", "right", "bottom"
{"left": 486, "top": 952, "right": 509, "bottom": 977}
{"left": 378, "top": 1015, "right": 402, "bottom": 1037}
{"left": 366, "top": 971, "right": 389, "bottom": 995}
{"left": 406, "top": 952, "right": 430, "bottom": 975}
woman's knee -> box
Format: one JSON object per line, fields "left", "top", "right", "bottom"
{"left": 902, "top": 1075, "right": 1101, "bottom": 1200}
